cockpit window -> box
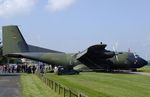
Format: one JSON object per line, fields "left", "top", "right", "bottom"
{"left": 134, "top": 54, "right": 139, "bottom": 58}
{"left": 128, "top": 53, "right": 138, "bottom": 59}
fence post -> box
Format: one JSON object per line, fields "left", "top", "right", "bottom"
{"left": 36, "top": 73, "right": 88, "bottom": 97}
{"left": 42, "top": 76, "right": 44, "bottom": 82}
{"left": 51, "top": 80, "right": 53, "bottom": 90}
{"left": 69, "top": 89, "right": 71, "bottom": 97}
{"left": 43, "top": 77, "right": 44, "bottom": 82}
{"left": 63, "top": 87, "right": 66, "bottom": 97}
{"left": 41, "top": 74, "right": 43, "bottom": 81}
{"left": 46, "top": 78, "right": 48, "bottom": 85}
{"left": 78, "top": 93, "right": 81, "bottom": 97}
{"left": 45, "top": 78, "right": 46, "bottom": 84}
{"left": 44, "top": 77, "right": 45, "bottom": 83}
{"left": 45, "top": 78, "right": 47, "bottom": 85}
{"left": 48, "top": 80, "right": 51, "bottom": 88}
{"left": 58, "top": 84, "right": 61, "bottom": 94}
{"left": 51, "top": 81, "right": 53, "bottom": 89}
{"left": 47, "top": 79, "right": 50, "bottom": 87}
{"left": 54, "top": 82, "right": 56, "bottom": 92}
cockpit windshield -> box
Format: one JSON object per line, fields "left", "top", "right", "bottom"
{"left": 134, "top": 54, "right": 139, "bottom": 58}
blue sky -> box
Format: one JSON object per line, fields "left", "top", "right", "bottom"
{"left": 0, "top": 0, "right": 150, "bottom": 59}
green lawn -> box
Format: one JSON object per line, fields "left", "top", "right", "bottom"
{"left": 138, "top": 66, "right": 150, "bottom": 72}
{"left": 21, "top": 74, "right": 61, "bottom": 97}
{"left": 45, "top": 72, "right": 150, "bottom": 97}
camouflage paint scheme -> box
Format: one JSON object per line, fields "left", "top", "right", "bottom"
{"left": 2, "top": 25, "right": 148, "bottom": 71}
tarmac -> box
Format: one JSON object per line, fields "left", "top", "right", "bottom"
{"left": 132, "top": 72, "right": 150, "bottom": 76}
{"left": 0, "top": 73, "right": 21, "bottom": 97}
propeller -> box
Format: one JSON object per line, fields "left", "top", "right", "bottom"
{"left": 112, "top": 42, "right": 119, "bottom": 61}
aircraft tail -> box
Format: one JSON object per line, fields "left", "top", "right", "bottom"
{"left": 2, "top": 25, "right": 29, "bottom": 55}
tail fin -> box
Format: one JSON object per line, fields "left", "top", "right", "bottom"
{"left": 2, "top": 25, "right": 29, "bottom": 55}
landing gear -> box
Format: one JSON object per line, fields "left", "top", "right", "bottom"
{"left": 131, "top": 68, "right": 137, "bottom": 72}
{"left": 54, "top": 66, "right": 79, "bottom": 75}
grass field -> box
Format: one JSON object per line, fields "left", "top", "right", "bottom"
{"left": 21, "top": 74, "right": 61, "bottom": 97}
{"left": 45, "top": 72, "right": 150, "bottom": 97}
{"left": 138, "top": 65, "right": 150, "bottom": 72}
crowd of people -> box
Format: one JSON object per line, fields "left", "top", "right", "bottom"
{"left": 0, "top": 64, "right": 37, "bottom": 74}
{"left": 0, "top": 61, "right": 54, "bottom": 74}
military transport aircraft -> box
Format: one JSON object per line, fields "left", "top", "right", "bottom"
{"left": 2, "top": 25, "right": 148, "bottom": 74}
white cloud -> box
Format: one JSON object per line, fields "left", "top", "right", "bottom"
{"left": 0, "top": 0, "right": 37, "bottom": 18}
{"left": 46, "top": 0, "right": 76, "bottom": 12}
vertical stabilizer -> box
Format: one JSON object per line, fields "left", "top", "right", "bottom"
{"left": 2, "top": 25, "right": 29, "bottom": 55}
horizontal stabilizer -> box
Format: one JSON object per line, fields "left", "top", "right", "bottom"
{"left": 6, "top": 52, "right": 66, "bottom": 65}
{"left": 6, "top": 53, "right": 47, "bottom": 63}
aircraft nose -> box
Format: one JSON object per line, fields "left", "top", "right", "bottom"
{"left": 127, "top": 53, "right": 148, "bottom": 68}
{"left": 141, "top": 59, "right": 148, "bottom": 66}
{"left": 135, "top": 57, "right": 148, "bottom": 68}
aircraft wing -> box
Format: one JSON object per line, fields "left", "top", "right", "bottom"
{"left": 76, "top": 44, "right": 114, "bottom": 59}
{"left": 76, "top": 44, "right": 115, "bottom": 69}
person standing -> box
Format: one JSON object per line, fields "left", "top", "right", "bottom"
{"left": 32, "top": 65, "right": 36, "bottom": 74}
{"left": 12, "top": 65, "right": 15, "bottom": 73}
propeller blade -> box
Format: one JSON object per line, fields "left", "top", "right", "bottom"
{"left": 116, "top": 55, "right": 119, "bottom": 61}
{"left": 112, "top": 43, "right": 119, "bottom": 61}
